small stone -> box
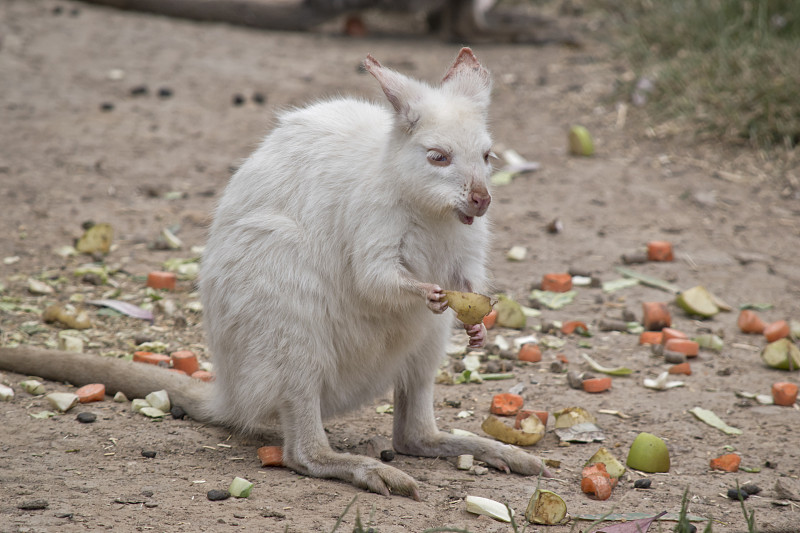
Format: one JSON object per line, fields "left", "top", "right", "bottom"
{"left": 741, "top": 483, "right": 761, "bottom": 495}
{"left": 634, "top": 478, "right": 652, "bottom": 489}
{"left": 139, "top": 407, "right": 166, "bottom": 418}
{"left": 170, "top": 405, "right": 186, "bottom": 419}
{"left": 141, "top": 450, "right": 157, "bottom": 458}
{"left": 727, "top": 488, "right": 749, "bottom": 501}
{"left": 100, "top": 102, "right": 114, "bottom": 112}
{"left": 130, "top": 85, "right": 149, "bottom": 96}
{"left": 208, "top": 489, "right": 230, "bottom": 501}
{"left": 664, "top": 350, "right": 687, "bottom": 364}
{"left": 18, "top": 499, "right": 49, "bottom": 510}
{"left": 472, "top": 466, "right": 489, "bottom": 476}
{"left": 252, "top": 92, "right": 266, "bottom": 105}
{"left": 232, "top": 94, "right": 245, "bottom": 106}
{"left": 55, "top": 512, "right": 74, "bottom": 519}
{"left": 76, "top": 412, "right": 96, "bottom": 424}
{"left": 380, "top": 449, "right": 395, "bottom": 462}
{"left": 157, "top": 87, "right": 173, "bottom": 99}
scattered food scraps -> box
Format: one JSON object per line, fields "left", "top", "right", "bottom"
{"left": 465, "top": 495, "right": 513, "bottom": 522}
{"left": 525, "top": 489, "right": 567, "bottom": 525}
{"left": 481, "top": 414, "right": 544, "bottom": 446}
{"left": 443, "top": 290, "right": 493, "bottom": 325}
{"left": 626, "top": 432, "right": 670, "bottom": 473}
{"left": 710, "top": 453, "right": 741, "bottom": 472}
{"left": 689, "top": 407, "right": 742, "bottom": 435}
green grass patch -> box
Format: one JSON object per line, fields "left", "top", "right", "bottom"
{"left": 601, "top": 0, "right": 800, "bottom": 150}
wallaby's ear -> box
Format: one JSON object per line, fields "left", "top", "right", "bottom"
{"left": 441, "top": 47, "right": 492, "bottom": 108}
{"left": 364, "top": 54, "right": 421, "bottom": 132}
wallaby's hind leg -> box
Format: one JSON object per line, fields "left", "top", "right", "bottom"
{"left": 279, "top": 388, "right": 420, "bottom": 500}
{"left": 392, "top": 343, "right": 552, "bottom": 477}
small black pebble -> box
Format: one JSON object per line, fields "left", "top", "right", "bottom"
{"left": 232, "top": 94, "right": 246, "bottom": 106}
{"left": 634, "top": 478, "right": 652, "bottom": 489}
{"left": 207, "top": 489, "right": 231, "bottom": 501}
{"left": 741, "top": 483, "right": 761, "bottom": 495}
{"left": 380, "top": 449, "right": 395, "bottom": 462}
{"left": 130, "top": 84, "right": 149, "bottom": 96}
{"left": 252, "top": 92, "right": 266, "bottom": 105}
{"left": 52, "top": 6, "right": 63, "bottom": 15}
{"left": 727, "top": 488, "right": 749, "bottom": 500}
{"left": 100, "top": 102, "right": 114, "bottom": 112}
{"left": 170, "top": 405, "right": 186, "bottom": 419}
{"left": 157, "top": 87, "right": 173, "bottom": 99}
{"left": 141, "top": 450, "right": 157, "bottom": 459}
{"left": 18, "top": 499, "right": 49, "bottom": 510}
{"left": 76, "top": 412, "right": 96, "bottom": 424}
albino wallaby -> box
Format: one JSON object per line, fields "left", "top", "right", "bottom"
{"left": 0, "top": 48, "right": 550, "bottom": 499}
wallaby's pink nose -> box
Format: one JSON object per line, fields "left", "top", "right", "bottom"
{"left": 470, "top": 189, "right": 491, "bottom": 214}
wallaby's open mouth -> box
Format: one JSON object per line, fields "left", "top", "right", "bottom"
{"left": 457, "top": 211, "right": 475, "bottom": 225}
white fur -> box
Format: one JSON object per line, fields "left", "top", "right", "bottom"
{"left": 199, "top": 49, "right": 548, "bottom": 497}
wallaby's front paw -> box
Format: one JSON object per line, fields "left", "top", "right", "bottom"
{"left": 465, "top": 323, "right": 486, "bottom": 348}
{"left": 421, "top": 283, "right": 447, "bottom": 314}
{"left": 354, "top": 463, "right": 421, "bottom": 500}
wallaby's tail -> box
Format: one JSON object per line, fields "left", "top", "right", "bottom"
{"left": 0, "top": 346, "right": 213, "bottom": 423}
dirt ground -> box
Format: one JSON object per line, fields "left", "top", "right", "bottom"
{"left": 1, "top": 1, "right": 800, "bottom": 532}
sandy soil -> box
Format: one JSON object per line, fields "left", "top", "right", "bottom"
{"left": 1, "top": 1, "right": 799, "bottom": 532}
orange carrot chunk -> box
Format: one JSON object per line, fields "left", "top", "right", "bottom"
{"left": 647, "top": 241, "right": 674, "bottom": 262}
{"left": 639, "top": 331, "right": 663, "bottom": 345}
{"left": 764, "top": 320, "right": 790, "bottom": 343}
{"left": 561, "top": 320, "right": 588, "bottom": 335}
{"left": 518, "top": 343, "right": 542, "bottom": 363}
{"left": 133, "top": 351, "right": 171, "bottom": 366}
{"left": 171, "top": 350, "right": 200, "bottom": 375}
{"left": 582, "top": 377, "right": 612, "bottom": 393}
{"left": 772, "top": 382, "right": 798, "bottom": 407}
{"left": 642, "top": 302, "right": 671, "bottom": 331}
{"left": 75, "top": 383, "right": 106, "bottom": 403}
{"left": 490, "top": 393, "right": 524, "bottom": 416}
{"left": 482, "top": 309, "right": 498, "bottom": 329}
{"left": 668, "top": 362, "right": 692, "bottom": 375}
{"left": 257, "top": 446, "right": 284, "bottom": 467}
{"left": 710, "top": 453, "right": 741, "bottom": 472}
{"left": 146, "top": 271, "right": 177, "bottom": 290}
{"left": 541, "top": 273, "right": 573, "bottom": 293}
{"left": 737, "top": 309, "right": 766, "bottom": 334}
{"left": 581, "top": 463, "right": 613, "bottom": 500}
{"left": 664, "top": 338, "right": 700, "bottom": 358}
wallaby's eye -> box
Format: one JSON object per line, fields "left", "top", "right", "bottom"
{"left": 427, "top": 150, "right": 450, "bottom": 167}
{"left": 484, "top": 151, "right": 496, "bottom": 164}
